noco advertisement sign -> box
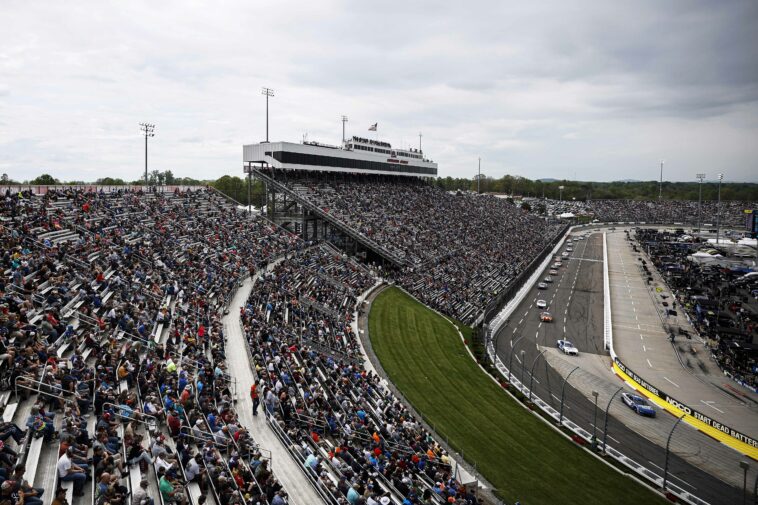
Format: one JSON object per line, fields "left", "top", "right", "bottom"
{"left": 614, "top": 357, "right": 758, "bottom": 450}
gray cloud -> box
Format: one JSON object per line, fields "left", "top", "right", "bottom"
{"left": 0, "top": 0, "right": 756, "bottom": 182}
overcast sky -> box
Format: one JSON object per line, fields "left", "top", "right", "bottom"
{"left": 1, "top": 0, "right": 757, "bottom": 183}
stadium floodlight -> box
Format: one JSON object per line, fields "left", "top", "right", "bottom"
{"left": 696, "top": 173, "right": 706, "bottom": 233}
{"left": 558, "top": 185, "right": 565, "bottom": 201}
{"left": 139, "top": 123, "right": 156, "bottom": 187}
{"left": 341, "top": 115, "right": 348, "bottom": 144}
{"left": 261, "top": 87, "right": 275, "bottom": 142}
{"left": 659, "top": 160, "right": 665, "bottom": 201}
{"left": 477, "top": 158, "right": 481, "bottom": 194}
{"left": 716, "top": 173, "right": 724, "bottom": 245}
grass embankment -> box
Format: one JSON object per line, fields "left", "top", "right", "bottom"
{"left": 369, "top": 287, "right": 663, "bottom": 505}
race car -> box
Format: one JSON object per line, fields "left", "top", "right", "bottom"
{"left": 557, "top": 339, "right": 578, "bottom": 356}
{"left": 549, "top": 269, "right": 558, "bottom": 275}
{"left": 537, "top": 282, "right": 548, "bottom": 290}
{"left": 543, "top": 276, "right": 553, "bottom": 283}
{"left": 536, "top": 299, "right": 547, "bottom": 309}
{"left": 621, "top": 393, "right": 656, "bottom": 417}
{"left": 540, "top": 311, "right": 553, "bottom": 322}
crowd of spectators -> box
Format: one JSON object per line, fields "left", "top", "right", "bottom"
{"left": 633, "top": 228, "right": 757, "bottom": 390}
{"left": 0, "top": 186, "right": 299, "bottom": 505}
{"left": 1, "top": 185, "right": 477, "bottom": 505}
{"left": 240, "top": 246, "right": 478, "bottom": 504}
{"left": 271, "top": 171, "right": 563, "bottom": 324}
{"left": 542, "top": 198, "right": 756, "bottom": 228}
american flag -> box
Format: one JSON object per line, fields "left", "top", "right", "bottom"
{"left": 368, "top": 123, "right": 377, "bottom": 131}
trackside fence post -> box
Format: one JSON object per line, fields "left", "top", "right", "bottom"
{"left": 558, "top": 366, "right": 580, "bottom": 426}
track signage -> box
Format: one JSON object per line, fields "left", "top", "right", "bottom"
{"left": 614, "top": 357, "right": 758, "bottom": 450}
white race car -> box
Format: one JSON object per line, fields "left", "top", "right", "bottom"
{"left": 536, "top": 299, "right": 547, "bottom": 309}
{"left": 557, "top": 339, "right": 579, "bottom": 356}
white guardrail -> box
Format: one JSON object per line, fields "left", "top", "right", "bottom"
{"left": 603, "top": 232, "right": 613, "bottom": 352}
{"left": 486, "top": 224, "right": 709, "bottom": 505}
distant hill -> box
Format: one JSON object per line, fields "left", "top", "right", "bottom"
{"left": 537, "top": 178, "right": 559, "bottom": 182}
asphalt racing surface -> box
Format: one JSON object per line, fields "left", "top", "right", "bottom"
{"left": 493, "top": 232, "right": 749, "bottom": 505}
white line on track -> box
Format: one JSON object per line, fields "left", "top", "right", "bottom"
{"left": 647, "top": 462, "right": 696, "bottom": 490}
{"left": 663, "top": 377, "right": 679, "bottom": 388}
{"left": 642, "top": 345, "right": 646, "bottom": 352}
{"left": 646, "top": 359, "right": 653, "bottom": 368}
{"left": 701, "top": 400, "right": 724, "bottom": 414}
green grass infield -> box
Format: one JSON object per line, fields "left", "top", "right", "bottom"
{"left": 369, "top": 286, "right": 664, "bottom": 505}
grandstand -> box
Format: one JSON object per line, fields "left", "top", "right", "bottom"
{"left": 0, "top": 185, "right": 480, "bottom": 505}
{"left": 250, "top": 169, "right": 564, "bottom": 325}
{"left": 1, "top": 158, "right": 755, "bottom": 505}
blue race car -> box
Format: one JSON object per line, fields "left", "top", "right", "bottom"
{"left": 621, "top": 392, "right": 656, "bottom": 417}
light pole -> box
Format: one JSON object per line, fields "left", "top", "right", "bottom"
{"left": 663, "top": 414, "right": 686, "bottom": 492}
{"left": 739, "top": 461, "right": 749, "bottom": 505}
{"left": 558, "top": 366, "right": 580, "bottom": 425}
{"left": 507, "top": 334, "right": 527, "bottom": 383}
{"left": 696, "top": 173, "right": 706, "bottom": 232}
{"left": 559, "top": 185, "right": 565, "bottom": 201}
{"left": 478, "top": 158, "right": 481, "bottom": 194}
{"left": 341, "top": 115, "right": 348, "bottom": 144}
{"left": 418, "top": 132, "right": 422, "bottom": 154}
{"left": 602, "top": 386, "right": 624, "bottom": 454}
{"left": 528, "top": 350, "right": 547, "bottom": 402}
{"left": 591, "top": 390, "right": 599, "bottom": 447}
{"left": 261, "top": 87, "right": 274, "bottom": 142}
{"left": 244, "top": 164, "right": 253, "bottom": 214}
{"left": 659, "top": 160, "right": 664, "bottom": 201}
{"left": 716, "top": 173, "right": 724, "bottom": 245}
{"left": 139, "top": 123, "right": 155, "bottom": 187}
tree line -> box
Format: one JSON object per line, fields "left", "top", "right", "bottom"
{"left": 433, "top": 175, "right": 758, "bottom": 201}
{"left": 1, "top": 171, "right": 265, "bottom": 207}
{"left": 4, "top": 171, "right": 757, "bottom": 203}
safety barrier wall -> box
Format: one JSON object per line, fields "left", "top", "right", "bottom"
{"left": 611, "top": 358, "right": 758, "bottom": 458}
{"left": 481, "top": 223, "right": 570, "bottom": 325}
{"left": 603, "top": 232, "right": 612, "bottom": 351}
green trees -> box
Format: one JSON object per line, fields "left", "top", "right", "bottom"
{"left": 210, "top": 175, "right": 265, "bottom": 207}
{"left": 30, "top": 174, "right": 59, "bottom": 185}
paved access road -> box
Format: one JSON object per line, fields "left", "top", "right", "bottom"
{"left": 493, "top": 231, "right": 752, "bottom": 505}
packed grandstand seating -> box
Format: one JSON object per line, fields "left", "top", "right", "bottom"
{"left": 544, "top": 198, "right": 756, "bottom": 228}
{"left": 0, "top": 181, "right": 754, "bottom": 505}
{"left": 265, "top": 171, "right": 565, "bottom": 324}
{"left": 239, "top": 246, "right": 471, "bottom": 505}
{"left": 0, "top": 187, "right": 300, "bottom": 505}
{"left": 633, "top": 229, "right": 757, "bottom": 390}
{"left": 0, "top": 186, "right": 478, "bottom": 505}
